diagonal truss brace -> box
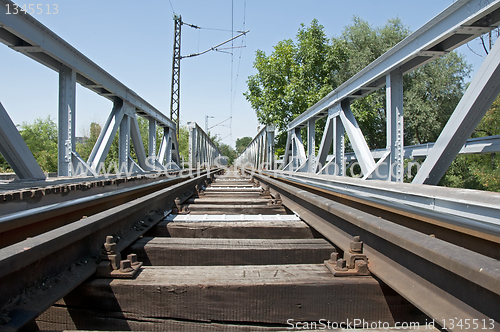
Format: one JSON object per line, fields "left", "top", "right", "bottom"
{"left": 0, "top": 102, "right": 45, "bottom": 179}
{"left": 413, "top": 36, "right": 500, "bottom": 184}
{"left": 284, "top": 100, "right": 377, "bottom": 177}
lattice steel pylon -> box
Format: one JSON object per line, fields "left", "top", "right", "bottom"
{"left": 169, "top": 15, "right": 246, "bottom": 138}
{"left": 170, "top": 15, "right": 182, "bottom": 137}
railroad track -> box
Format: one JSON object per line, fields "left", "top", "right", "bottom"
{"left": 0, "top": 168, "right": 498, "bottom": 331}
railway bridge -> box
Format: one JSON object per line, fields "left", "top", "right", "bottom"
{"left": 1, "top": 0, "right": 500, "bottom": 331}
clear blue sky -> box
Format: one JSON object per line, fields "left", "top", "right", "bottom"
{"left": 0, "top": 0, "right": 486, "bottom": 147}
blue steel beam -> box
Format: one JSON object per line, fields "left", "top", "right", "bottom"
{"left": 0, "top": 102, "right": 45, "bottom": 179}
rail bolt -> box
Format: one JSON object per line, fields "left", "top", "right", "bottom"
{"left": 328, "top": 252, "right": 338, "bottom": 263}
{"left": 104, "top": 236, "right": 116, "bottom": 254}
{"left": 350, "top": 236, "right": 363, "bottom": 253}
{"left": 335, "top": 259, "right": 348, "bottom": 271}
{"left": 127, "top": 254, "right": 140, "bottom": 266}
{"left": 120, "top": 260, "right": 134, "bottom": 273}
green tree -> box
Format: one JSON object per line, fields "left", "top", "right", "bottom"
{"left": 245, "top": 17, "right": 470, "bottom": 153}
{"left": 76, "top": 122, "right": 102, "bottom": 162}
{"left": 235, "top": 136, "right": 252, "bottom": 154}
{"left": 440, "top": 95, "right": 500, "bottom": 191}
{"left": 245, "top": 19, "right": 347, "bottom": 144}
{"left": 333, "top": 17, "right": 470, "bottom": 149}
{"left": 18, "top": 116, "right": 58, "bottom": 173}
{"left": 404, "top": 52, "right": 470, "bottom": 145}
{"left": 217, "top": 142, "right": 237, "bottom": 165}
{"left": 178, "top": 125, "right": 189, "bottom": 166}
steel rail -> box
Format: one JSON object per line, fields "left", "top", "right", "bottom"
{"left": 256, "top": 170, "right": 500, "bottom": 259}
{"left": 246, "top": 170, "right": 500, "bottom": 331}
{"left": 0, "top": 168, "right": 217, "bottom": 249}
{"left": 0, "top": 169, "right": 221, "bottom": 331}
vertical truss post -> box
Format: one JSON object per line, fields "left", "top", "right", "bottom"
{"left": 333, "top": 116, "right": 345, "bottom": 176}
{"left": 165, "top": 127, "right": 174, "bottom": 167}
{"left": 413, "top": 37, "right": 500, "bottom": 184}
{"left": 119, "top": 114, "right": 131, "bottom": 173}
{"left": 130, "top": 115, "right": 147, "bottom": 171}
{"left": 0, "top": 102, "right": 45, "bottom": 180}
{"left": 170, "top": 15, "right": 182, "bottom": 137}
{"left": 292, "top": 127, "right": 306, "bottom": 172}
{"left": 58, "top": 65, "right": 76, "bottom": 177}
{"left": 282, "top": 131, "right": 292, "bottom": 171}
{"left": 386, "top": 68, "right": 404, "bottom": 182}
{"left": 316, "top": 115, "right": 334, "bottom": 173}
{"left": 266, "top": 125, "right": 275, "bottom": 170}
{"left": 188, "top": 122, "right": 197, "bottom": 168}
{"left": 158, "top": 127, "right": 171, "bottom": 167}
{"left": 307, "top": 119, "right": 315, "bottom": 172}
{"left": 148, "top": 118, "right": 156, "bottom": 163}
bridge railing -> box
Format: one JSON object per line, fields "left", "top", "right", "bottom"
{"left": 235, "top": 125, "right": 275, "bottom": 170}
{"left": 281, "top": 0, "right": 500, "bottom": 185}
{"left": 0, "top": 0, "right": 181, "bottom": 179}
{"left": 188, "top": 122, "right": 226, "bottom": 169}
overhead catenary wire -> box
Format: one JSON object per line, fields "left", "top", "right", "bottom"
{"left": 229, "top": 0, "right": 247, "bottom": 146}
{"left": 168, "top": 0, "right": 176, "bottom": 15}
{"left": 230, "top": 0, "right": 234, "bottom": 145}
{"left": 208, "top": 117, "right": 232, "bottom": 131}
{"left": 181, "top": 30, "right": 249, "bottom": 59}
{"left": 167, "top": 0, "right": 248, "bottom": 146}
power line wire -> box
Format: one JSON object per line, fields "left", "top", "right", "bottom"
{"left": 230, "top": 0, "right": 234, "bottom": 145}
{"left": 168, "top": 0, "right": 176, "bottom": 15}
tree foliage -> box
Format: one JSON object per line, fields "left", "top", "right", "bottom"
{"left": 245, "top": 17, "right": 471, "bottom": 149}
{"left": 244, "top": 16, "right": 500, "bottom": 191}
{"left": 235, "top": 136, "right": 252, "bottom": 154}
{"left": 439, "top": 95, "right": 500, "bottom": 191}
{"left": 178, "top": 125, "right": 189, "bottom": 166}
{"left": 245, "top": 19, "right": 346, "bottom": 136}
{"left": 0, "top": 116, "right": 58, "bottom": 173}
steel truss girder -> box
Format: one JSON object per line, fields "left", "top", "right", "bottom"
{"left": 0, "top": 102, "right": 45, "bottom": 179}
{"left": 235, "top": 125, "right": 275, "bottom": 170}
{"left": 283, "top": 100, "right": 377, "bottom": 176}
{"left": 148, "top": 119, "right": 157, "bottom": 160}
{"left": 85, "top": 101, "right": 179, "bottom": 175}
{"left": 0, "top": 0, "right": 175, "bottom": 130}
{"left": 130, "top": 115, "right": 148, "bottom": 171}
{"left": 1, "top": 0, "right": 181, "bottom": 179}
{"left": 187, "top": 122, "right": 225, "bottom": 168}
{"left": 288, "top": 0, "right": 500, "bottom": 132}
{"left": 279, "top": 0, "right": 500, "bottom": 183}
{"left": 158, "top": 127, "right": 181, "bottom": 170}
